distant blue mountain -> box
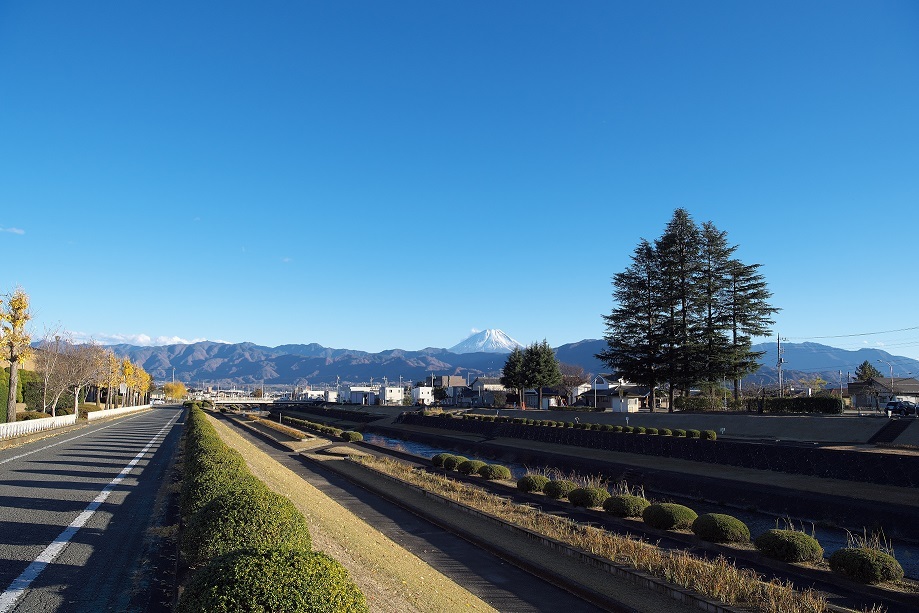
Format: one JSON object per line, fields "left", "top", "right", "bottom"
{"left": 108, "top": 338, "right": 919, "bottom": 388}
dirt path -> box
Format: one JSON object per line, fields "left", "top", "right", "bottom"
{"left": 208, "top": 415, "right": 497, "bottom": 613}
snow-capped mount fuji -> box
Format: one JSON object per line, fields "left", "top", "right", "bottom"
{"left": 449, "top": 329, "right": 523, "bottom": 354}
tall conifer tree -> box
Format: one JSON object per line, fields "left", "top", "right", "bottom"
{"left": 596, "top": 240, "right": 662, "bottom": 411}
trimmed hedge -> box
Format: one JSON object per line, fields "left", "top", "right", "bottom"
{"left": 700, "top": 430, "right": 717, "bottom": 440}
{"left": 431, "top": 453, "right": 452, "bottom": 468}
{"left": 544, "top": 479, "right": 579, "bottom": 500}
{"left": 673, "top": 429, "right": 686, "bottom": 437}
{"left": 603, "top": 494, "right": 650, "bottom": 518}
{"left": 642, "top": 503, "right": 698, "bottom": 530}
{"left": 340, "top": 431, "right": 363, "bottom": 442}
{"left": 659, "top": 428, "right": 672, "bottom": 436}
{"left": 745, "top": 396, "right": 844, "bottom": 414}
{"left": 478, "top": 464, "right": 512, "bottom": 480}
{"left": 828, "top": 547, "right": 904, "bottom": 584}
{"left": 178, "top": 548, "right": 367, "bottom": 613}
{"left": 687, "top": 429, "right": 701, "bottom": 439}
{"left": 516, "top": 474, "right": 550, "bottom": 493}
{"left": 442, "top": 455, "right": 468, "bottom": 471}
{"left": 457, "top": 460, "right": 487, "bottom": 475}
{"left": 567, "top": 487, "right": 611, "bottom": 509}
{"left": 691, "top": 513, "right": 750, "bottom": 543}
{"left": 753, "top": 530, "right": 823, "bottom": 563}
{"left": 182, "top": 486, "right": 312, "bottom": 566}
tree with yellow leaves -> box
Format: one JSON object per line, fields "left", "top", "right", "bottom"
{"left": 164, "top": 381, "right": 187, "bottom": 401}
{"left": 2, "top": 287, "right": 31, "bottom": 423}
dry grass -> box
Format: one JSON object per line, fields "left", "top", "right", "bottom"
{"left": 207, "top": 416, "right": 497, "bottom": 613}
{"left": 356, "top": 455, "right": 829, "bottom": 613}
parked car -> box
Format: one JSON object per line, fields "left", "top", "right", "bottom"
{"left": 885, "top": 401, "right": 917, "bottom": 417}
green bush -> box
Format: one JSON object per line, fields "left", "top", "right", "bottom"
{"left": 745, "top": 396, "right": 844, "bottom": 415}
{"left": 544, "top": 479, "right": 579, "bottom": 500}
{"left": 753, "top": 530, "right": 824, "bottom": 563}
{"left": 613, "top": 425, "right": 623, "bottom": 433}
{"left": 182, "top": 486, "right": 312, "bottom": 567}
{"left": 457, "top": 460, "right": 487, "bottom": 475}
{"left": 431, "top": 453, "right": 452, "bottom": 467}
{"left": 642, "top": 503, "right": 698, "bottom": 530}
{"left": 517, "top": 474, "right": 550, "bottom": 493}
{"left": 687, "top": 429, "right": 701, "bottom": 439}
{"left": 78, "top": 404, "right": 103, "bottom": 419}
{"left": 567, "top": 487, "right": 611, "bottom": 508}
{"left": 564, "top": 421, "right": 573, "bottom": 428}
{"left": 478, "top": 464, "right": 512, "bottom": 480}
{"left": 340, "top": 431, "right": 363, "bottom": 442}
{"left": 691, "top": 513, "right": 750, "bottom": 543}
{"left": 634, "top": 426, "right": 646, "bottom": 434}
{"left": 16, "top": 410, "right": 50, "bottom": 420}
{"left": 673, "top": 429, "right": 686, "bottom": 437}
{"left": 828, "top": 548, "right": 904, "bottom": 584}
{"left": 700, "top": 430, "right": 717, "bottom": 440}
{"left": 442, "top": 455, "right": 468, "bottom": 471}
{"left": 603, "top": 494, "right": 651, "bottom": 518}
{"left": 659, "top": 428, "right": 672, "bottom": 436}
{"left": 645, "top": 427, "right": 658, "bottom": 435}
{"left": 181, "top": 452, "right": 261, "bottom": 517}
{"left": 623, "top": 426, "right": 634, "bottom": 434}
{"left": 602, "top": 424, "right": 614, "bottom": 431}
{"left": 178, "top": 548, "right": 367, "bottom": 613}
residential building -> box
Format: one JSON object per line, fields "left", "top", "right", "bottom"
{"left": 848, "top": 377, "right": 919, "bottom": 408}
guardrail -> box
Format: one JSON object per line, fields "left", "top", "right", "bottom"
{"left": 86, "top": 405, "right": 152, "bottom": 422}
{"left": 0, "top": 414, "right": 77, "bottom": 441}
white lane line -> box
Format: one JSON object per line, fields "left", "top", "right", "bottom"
{"left": 0, "top": 410, "right": 156, "bottom": 467}
{"left": 0, "top": 413, "right": 180, "bottom": 613}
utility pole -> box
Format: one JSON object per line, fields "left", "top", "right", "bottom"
{"left": 776, "top": 334, "right": 785, "bottom": 397}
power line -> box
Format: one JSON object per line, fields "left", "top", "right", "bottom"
{"left": 787, "top": 325, "right": 919, "bottom": 340}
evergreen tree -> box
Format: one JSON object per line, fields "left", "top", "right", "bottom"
{"left": 500, "top": 347, "right": 527, "bottom": 408}
{"left": 596, "top": 240, "right": 662, "bottom": 411}
{"left": 854, "top": 360, "right": 882, "bottom": 381}
{"left": 655, "top": 209, "right": 702, "bottom": 407}
{"left": 525, "top": 340, "right": 562, "bottom": 410}
{"left": 725, "top": 260, "right": 778, "bottom": 400}
{"left": 696, "top": 221, "right": 736, "bottom": 389}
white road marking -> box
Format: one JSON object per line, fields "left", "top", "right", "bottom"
{"left": 0, "top": 411, "right": 151, "bottom": 467}
{"left": 0, "top": 413, "right": 180, "bottom": 613}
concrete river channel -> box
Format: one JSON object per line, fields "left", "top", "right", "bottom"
{"left": 361, "top": 432, "right": 919, "bottom": 580}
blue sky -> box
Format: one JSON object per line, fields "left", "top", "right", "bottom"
{"left": 2, "top": 2, "right": 918, "bottom": 366}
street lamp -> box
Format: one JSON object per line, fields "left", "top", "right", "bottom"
{"left": 877, "top": 359, "right": 895, "bottom": 403}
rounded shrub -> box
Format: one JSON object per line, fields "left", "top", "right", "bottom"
{"left": 659, "top": 428, "right": 672, "bottom": 436}
{"left": 673, "top": 429, "right": 687, "bottom": 437}
{"left": 340, "top": 431, "right": 363, "bottom": 442}
{"left": 544, "top": 479, "right": 579, "bottom": 500}
{"left": 642, "top": 503, "right": 698, "bottom": 530}
{"left": 613, "top": 425, "right": 623, "bottom": 433}
{"left": 517, "top": 474, "right": 550, "bottom": 493}
{"left": 645, "top": 427, "right": 658, "bottom": 435}
{"left": 431, "top": 453, "right": 452, "bottom": 468}
{"left": 442, "top": 455, "right": 468, "bottom": 471}
{"left": 623, "top": 426, "right": 634, "bottom": 434}
{"left": 178, "top": 548, "right": 367, "bottom": 613}
{"left": 754, "top": 530, "right": 824, "bottom": 563}
{"left": 828, "top": 548, "right": 904, "bottom": 584}
{"left": 634, "top": 426, "right": 646, "bottom": 434}
{"left": 567, "top": 487, "right": 611, "bottom": 509}
{"left": 700, "top": 430, "right": 717, "bottom": 441}
{"left": 691, "top": 513, "right": 750, "bottom": 543}
{"left": 457, "top": 459, "right": 487, "bottom": 475}
{"left": 603, "top": 494, "right": 651, "bottom": 518}
{"left": 687, "top": 429, "right": 701, "bottom": 439}
{"left": 602, "top": 424, "right": 614, "bottom": 432}
{"left": 478, "top": 464, "right": 512, "bottom": 480}
{"left": 182, "top": 486, "right": 312, "bottom": 566}
{"left": 564, "top": 421, "right": 574, "bottom": 428}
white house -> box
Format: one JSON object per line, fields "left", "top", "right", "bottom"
{"left": 412, "top": 386, "right": 434, "bottom": 405}
{"left": 348, "top": 385, "right": 379, "bottom": 405}
{"left": 379, "top": 386, "right": 403, "bottom": 405}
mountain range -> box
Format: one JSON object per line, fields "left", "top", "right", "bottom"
{"left": 108, "top": 330, "right": 919, "bottom": 390}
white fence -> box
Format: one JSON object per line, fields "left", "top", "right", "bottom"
{"left": 86, "top": 405, "right": 152, "bottom": 422}
{"left": 0, "top": 414, "right": 77, "bottom": 441}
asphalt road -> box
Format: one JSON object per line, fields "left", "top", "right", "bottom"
{"left": 0, "top": 407, "right": 183, "bottom": 613}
